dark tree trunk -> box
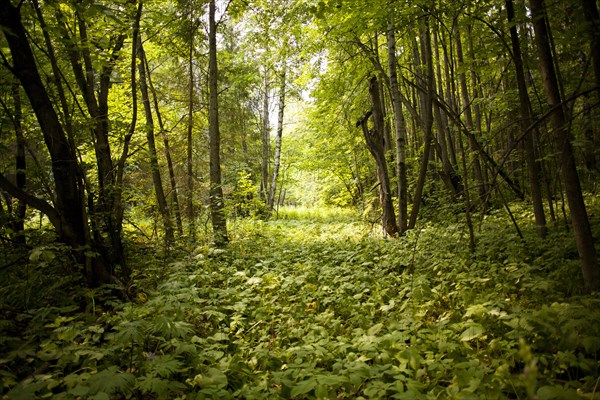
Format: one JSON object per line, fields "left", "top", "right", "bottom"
{"left": 137, "top": 37, "right": 174, "bottom": 245}
{"left": 358, "top": 77, "right": 398, "bottom": 237}
{"left": 409, "top": 23, "right": 434, "bottom": 229}
{"left": 11, "top": 84, "right": 26, "bottom": 243}
{"left": 455, "top": 24, "right": 488, "bottom": 210}
{"left": 145, "top": 55, "right": 184, "bottom": 236}
{"left": 208, "top": 0, "right": 228, "bottom": 246}
{"left": 186, "top": 20, "right": 196, "bottom": 240}
{"left": 530, "top": 0, "right": 599, "bottom": 290}
{"left": 0, "top": 0, "right": 112, "bottom": 285}
{"left": 506, "top": 0, "right": 547, "bottom": 238}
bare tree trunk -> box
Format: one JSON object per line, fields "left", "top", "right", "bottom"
{"left": 581, "top": 0, "right": 600, "bottom": 172}
{"left": 530, "top": 0, "right": 599, "bottom": 290}
{"left": 409, "top": 22, "right": 434, "bottom": 229}
{"left": 358, "top": 77, "right": 398, "bottom": 237}
{"left": 387, "top": 14, "right": 408, "bottom": 234}
{"left": 11, "top": 84, "right": 26, "bottom": 244}
{"left": 186, "top": 21, "right": 196, "bottom": 240}
{"left": 261, "top": 67, "right": 270, "bottom": 202}
{"left": 208, "top": 0, "right": 228, "bottom": 246}
{"left": 506, "top": 0, "right": 547, "bottom": 238}
{"left": 433, "top": 29, "right": 462, "bottom": 197}
{"left": 0, "top": 0, "right": 113, "bottom": 286}
{"left": 144, "top": 52, "right": 184, "bottom": 236}
{"left": 268, "top": 69, "right": 286, "bottom": 210}
{"left": 137, "top": 38, "right": 174, "bottom": 245}
{"left": 455, "top": 24, "right": 488, "bottom": 209}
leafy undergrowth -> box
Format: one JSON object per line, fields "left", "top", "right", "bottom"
{"left": 1, "top": 205, "right": 600, "bottom": 399}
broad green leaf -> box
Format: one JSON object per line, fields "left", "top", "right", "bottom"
{"left": 460, "top": 324, "right": 485, "bottom": 341}
{"left": 291, "top": 378, "right": 317, "bottom": 397}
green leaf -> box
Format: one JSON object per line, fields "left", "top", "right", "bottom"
{"left": 88, "top": 367, "right": 135, "bottom": 396}
{"left": 291, "top": 378, "right": 317, "bottom": 397}
{"left": 367, "top": 323, "right": 384, "bottom": 336}
{"left": 460, "top": 324, "right": 485, "bottom": 341}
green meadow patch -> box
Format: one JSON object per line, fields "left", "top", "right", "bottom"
{"left": 1, "top": 206, "right": 599, "bottom": 399}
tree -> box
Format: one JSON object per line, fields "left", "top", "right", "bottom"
{"left": 268, "top": 68, "right": 286, "bottom": 210}
{"left": 506, "top": 0, "right": 547, "bottom": 238}
{"left": 0, "top": 0, "right": 113, "bottom": 285}
{"left": 137, "top": 35, "right": 175, "bottom": 245}
{"left": 530, "top": 0, "right": 599, "bottom": 290}
{"left": 386, "top": 13, "right": 409, "bottom": 234}
{"left": 358, "top": 77, "right": 398, "bottom": 237}
{"left": 208, "top": 0, "right": 229, "bottom": 246}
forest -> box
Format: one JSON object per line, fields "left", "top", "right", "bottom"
{"left": 1, "top": 0, "right": 599, "bottom": 398}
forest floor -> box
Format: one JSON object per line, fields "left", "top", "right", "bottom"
{"left": 1, "top": 204, "right": 600, "bottom": 399}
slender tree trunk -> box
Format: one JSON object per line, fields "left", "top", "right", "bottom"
{"left": 433, "top": 29, "right": 462, "bottom": 197}
{"left": 261, "top": 67, "right": 270, "bottom": 201}
{"left": 506, "top": 0, "right": 547, "bottom": 238}
{"left": 455, "top": 24, "right": 488, "bottom": 209}
{"left": 144, "top": 52, "right": 183, "bottom": 236}
{"left": 11, "top": 84, "right": 26, "bottom": 243}
{"left": 359, "top": 77, "right": 399, "bottom": 237}
{"left": 387, "top": 14, "right": 408, "bottom": 234}
{"left": 268, "top": 69, "right": 286, "bottom": 210}
{"left": 137, "top": 38, "right": 174, "bottom": 245}
{"left": 581, "top": 0, "right": 600, "bottom": 172}
{"left": 530, "top": 0, "right": 599, "bottom": 290}
{"left": 409, "top": 23, "right": 434, "bottom": 229}
{"left": 208, "top": 0, "right": 228, "bottom": 246}
{"left": 186, "top": 22, "right": 196, "bottom": 240}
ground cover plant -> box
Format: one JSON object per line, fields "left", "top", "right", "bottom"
{"left": 1, "top": 204, "right": 600, "bottom": 399}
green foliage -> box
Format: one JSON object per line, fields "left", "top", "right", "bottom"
{"left": 1, "top": 203, "right": 600, "bottom": 399}
{"left": 228, "top": 171, "right": 269, "bottom": 219}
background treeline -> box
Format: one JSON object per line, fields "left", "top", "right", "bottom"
{"left": 0, "top": 0, "right": 599, "bottom": 288}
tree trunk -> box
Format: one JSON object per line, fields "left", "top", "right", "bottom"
{"left": 433, "top": 29, "right": 462, "bottom": 197}
{"left": 455, "top": 24, "right": 488, "bottom": 209}
{"left": 137, "top": 38, "right": 174, "bottom": 245}
{"left": 408, "top": 23, "right": 434, "bottom": 229}
{"left": 530, "top": 0, "right": 599, "bottom": 290}
{"left": 144, "top": 50, "right": 184, "bottom": 236}
{"left": 268, "top": 69, "right": 286, "bottom": 210}
{"left": 581, "top": 0, "right": 600, "bottom": 172}
{"left": 0, "top": 0, "right": 113, "bottom": 286}
{"left": 208, "top": 0, "right": 228, "bottom": 246}
{"left": 186, "top": 21, "right": 196, "bottom": 240}
{"left": 11, "top": 84, "right": 26, "bottom": 244}
{"left": 387, "top": 14, "right": 408, "bottom": 234}
{"left": 506, "top": 0, "right": 547, "bottom": 238}
{"left": 358, "top": 77, "right": 398, "bottom": 237}
{"left": 261, "top": 66, "right": 270, "bottom": 201}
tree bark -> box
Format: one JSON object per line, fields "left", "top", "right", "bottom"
{"left": 386, "top": 14, "right": 408, "bottom": 234}
{"left": 506, "top": 0, "right": 547, "bottom": 238}
{"left": 186, "top": 20, "right": 196, "bottom": 240}
{"left": 56, "top": 4, "right": 127, "bottom": 273}
{"left": 261, "top": 66, "right": 270, "bottom": 202}
{"left": 145, "top": 53, "right": 184, "bottom": 236}
{"left": 0, "top": 0, "right": 112, "bottom": 285}
{"left": 530, "top": 0, "right": 599, "bottom": 290}
{"left": 268, "top": 68, "right": 286, "bottom": 210}
{"left": 208, "top": 0, "right": 228, "bottom": 246}
{"left": 408, "top": 23, "right": 434, "bottom": 229}
{"left": 11, "top": 84, "right": 26, "bottom": 243}
{"left": 358, "top": 77, "right": 398, "bottom": 237}
{"left": 455, "top": 24, "right": 488, "bottom": 210}
{"left": 137, "top": 37, "right": 174, "bottom": 245}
